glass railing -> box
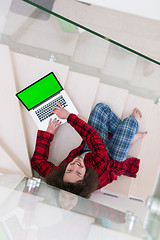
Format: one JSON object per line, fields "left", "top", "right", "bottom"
{"left": 1, "top": 0, "right": 160, "bottom": 102}
{"left": 23, "top": 0, "right": 160, "bottom": 66}
{"left": 0, "top": 174, "right": 152, "bottom": 240}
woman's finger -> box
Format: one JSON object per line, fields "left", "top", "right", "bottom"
{"left": 52, "top": 118, "right": 57, "bottom": 123}
{"left": 48, "top": 118, "right": 52, "bottom": 125}
{"left": 52, "top": 107, "right": 58, "bottom": 112}
{"left": 56, "top": 103, "right": 62, "bottom": 108}
{"left": 56, "top": 121, "right": 61, "bottom": 127}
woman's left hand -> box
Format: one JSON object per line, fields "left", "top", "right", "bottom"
{"left": 46, "top": 118, "right": 61, "bottom": 134}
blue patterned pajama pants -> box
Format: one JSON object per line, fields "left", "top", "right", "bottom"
{"left": 83, "top": 103, "right": 139, "bottom": 162}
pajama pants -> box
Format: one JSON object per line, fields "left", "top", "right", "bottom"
{"left": 83, "top": 103, "right": 139, "bottom": 162}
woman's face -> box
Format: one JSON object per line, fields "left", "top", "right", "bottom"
{"left": 63, "top": 156, "right": 86, "bottom": 183}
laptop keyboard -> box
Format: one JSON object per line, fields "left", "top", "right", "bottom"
{"left": 35, "top": 95, "right": 68, "bottom": 122}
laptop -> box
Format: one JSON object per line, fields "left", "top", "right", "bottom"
{"left": 16, "top": 72, "right": 78, "bottom": 130}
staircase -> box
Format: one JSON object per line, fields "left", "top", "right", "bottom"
{"left": 1, "top": 43, "right": 160, "bottom": 201}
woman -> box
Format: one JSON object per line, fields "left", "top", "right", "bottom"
{"left": 31, "top": 103, "right": 147, "bottom": 198}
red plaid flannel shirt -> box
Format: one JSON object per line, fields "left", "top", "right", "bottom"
{"left": 31, "top": 114, "right": 140, "bottom": 190}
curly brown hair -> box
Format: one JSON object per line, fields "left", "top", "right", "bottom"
{"left": 45, "top": 162, "right": 99, "bottom": 198}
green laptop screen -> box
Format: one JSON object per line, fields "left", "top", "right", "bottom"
{"left": 17, "top": 73, "right": 63, "bottom": 110}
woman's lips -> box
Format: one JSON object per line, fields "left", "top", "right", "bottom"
{"left": 74, "top": 159, "right": 84, "bottom": 167}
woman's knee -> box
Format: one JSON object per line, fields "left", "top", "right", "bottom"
{"left": 94, "top": 103, "right": 110, "bottom": 112}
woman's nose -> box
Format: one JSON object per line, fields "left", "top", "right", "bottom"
{"left": 73, "top": 164, "right": 80, "bottom": 170}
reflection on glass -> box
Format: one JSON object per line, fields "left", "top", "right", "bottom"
{"left": 23, "top": 0, "right": 160, "bottom": 65}
{"left": 57, "top": 189, "right": 126, "bottom": 224}
{"left": 1, "top": 0, "right": 159, "bottom": 101}
{"left": 0, "top": 177, "right": 151, "bottom": 240}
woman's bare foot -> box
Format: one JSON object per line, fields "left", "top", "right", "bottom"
{"left": 131, "top": 108, "right": 147, "bottom": 146}
{"left": 132, "top": 108, "right": 142, "bottom": 123}
{"left": 131, "top": 132, "right": 148, "bottom": 146}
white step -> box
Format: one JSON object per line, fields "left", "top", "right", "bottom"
{"left": 122, "top": 94, "right": 154, "bottom": 158}
{"left": 5, "top": 10, "right": 79, "bottom": 56}
{"left": 100, "top": 44, "right": 138, "bottom": 81}
{"left": 129, "top": 104, "right": 160, "bottom": 199}
{"left": 0, "top": 44, "right": 32, "bottom": 177}
{"left": 0, "top": 146, "right": 23, "bottom": 175}
{"left": 92, "top": 82, "right": 129, "bottom": 118}
{"left": 71, "top": 31, "right": 109, "bottom": 69}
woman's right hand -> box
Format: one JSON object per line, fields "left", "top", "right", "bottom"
{"left": 46, "top": 118, "right": 61, "bottom": 134}
{"left": 52, "top": 103, "right": 70, "bottom": 119}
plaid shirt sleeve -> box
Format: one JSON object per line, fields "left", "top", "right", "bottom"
{"left": 67, "top": 114, "right": 107, "bottom": 155}
{"left": 111, "top": 157, "right": 140, "bottom": 178}
{"left": 31, "top": 130, "right": 57, "bottom": 177}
